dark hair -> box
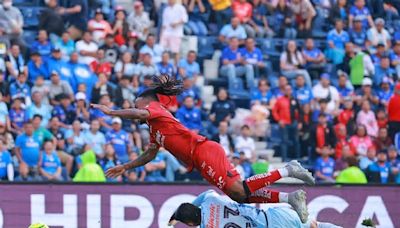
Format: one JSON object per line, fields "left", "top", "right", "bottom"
{"left": 241, "top": 125, "right": 250, "bottom": 130}
{"left": 137, "top": 75, "right": 184, "bottom": 101}
{"left": 32, "top": 114, "right": 43, "bottom": 120}
{"left": 346, "top": 156, "right": 359, "bottom": 167}
{"left": 173, "top": 203, "right": 201, "bottom": 225}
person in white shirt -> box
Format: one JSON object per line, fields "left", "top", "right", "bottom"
{"left": 139, "top": 34, "right": 164, "bottom": 64}
{"left": 367, "top": 18, "right": 391, "bottom": 53}
{"left": 235, "top": 125, "right": 256, "bottom": 161}
{"left": 312, "top": 73, "right": 340, "bottom": 114}
{"left": 161, "top": 0, "right": 188, "bottom": 63}
{"left": 83, "top": 119, "right": 106, "bottom": 157}
{"left": 75, "top": 31, "right": 99, "bottom": 65}
{"left": 211, "top": 121, "right": 235, "bottom": 156}
{"left": 127, "top": 1, "right": 151, "bottom": 42}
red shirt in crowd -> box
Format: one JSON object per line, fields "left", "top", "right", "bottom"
{"left": 273, "top": 96, "right": 295, "bottom": 125}
{"left": 232, "top": 0, "right": 252, "bottom": 23}
{"left": 338, "top": 109, "right": 354, "bottom": 125}
{"left": 90, "top": 60, "right": 112, "bottom": 75}
{"left": 388, "top": 93, "right": 400, "bottom": 122}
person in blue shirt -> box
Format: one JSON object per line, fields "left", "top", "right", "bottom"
{"left": 124, "top": 151, "right": 146, "bottom": 182}
{"left": 387, "top": 146, "right": 400, "bottom": 183}
{"left": 312, "top": 99, "right": 333, "bottom": 124}
{"left": 349, "top": 16, "right": 367, "bottom": 50}
{"left": 52, "top": 94, "right": 76, "bottom": 128}
{"left": 336, "top": 72, "right": 354, "bottom": 104}
{"left": 377, "top": 77, "right": 394, "bottom": 107}
{"left": 294, "top": 75, "right": 313, "bottom": 106}
{"left": 54, "top": 31, "right": 76, "bottom": 61}
{"left": 105, "top": 117, "right": 132, "bottom": 163}
{"left": 348, "top": 0, "right": 374, "bottom": 30}
{"left": 177, "top": 77, "right": 201, "bottom": 105}
{"left": 374, "top": 57, "right": 396, "bottom": 87}
{"left": 251, "top": 78, "right": 272, "bottom": 106}
{"left": 184, "top": 0, "right": 210, "bottom": 36}
{"left": 15, "top": 122, "right": 42, "bottom": 180}
{"left": 27, "top": 52, "right": 49, "bottom": 83}
{"left": 302, "top": 38, "right": 326, "bottom": 78}
{"left": 240, "top": 37, "right": 266, "bottom": 80}
{"left": 178, "top": 51, "right": 201, "bottom": 80}
{"left": 314, "top": 145, "right": 335, "bottom": 183}
{"left": 271, "top": 76, "right": 288, "bottom": 99}
{"left": 46, "top": 48, "right": 76, "bottom": 88}
{"left": 144, "top": 152, "right": 167, "bottom": 182}
{"left": 39, "top": 140, "right": 63, "bottom": 181}
{"left": 68, "top": 53, "right": 97, "bottom": 95}
{"left": 99, "top": 144, "right": 122, "bottom": 182}
{"left": 219, "top": 17, "right": 247, "bottom": 44}
{"left": 0, "top": 139, "right": 13, "bottom": 181}
{"left": 365, "top": 151, "right": 395, "bottom": 183}
{"left": 371, "top": 44, "right": 387, "bottom": 65}
{"left": 326, "top": 19, "right": 349, "bottom": 64}
{"left": 176, "top": 96, "right": 203, "bottom": 134}
{"left": 30, "top": 30, "right": 53, "bottom": 61}
{"left": 220, "top": 37, "right": 254, "bottom": 90}
{"left": 9, "top": 98, "right": 29, "bottom": 134}
{"left": 9, "top": 72, "right": 30, "bottom": 101}
{"left": 156, "top": 51, "right": 175, "bottom": 76}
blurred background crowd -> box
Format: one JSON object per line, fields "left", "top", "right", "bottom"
{"left": 0, "top": 0, "right": 399, "bottom": 184}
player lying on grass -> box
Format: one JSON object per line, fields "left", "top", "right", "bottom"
{"left": 168, "top": 190, "right": 342, "bottom": 228}
{"left": 92, "top": 75, "right": 315, "bottom": 222}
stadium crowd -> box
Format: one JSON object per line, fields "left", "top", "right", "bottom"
{"left": 0, "top": 0, "right": 399, "bottom": 184}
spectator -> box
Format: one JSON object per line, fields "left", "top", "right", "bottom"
{"left": 209, "top": 88, "right": 236, "bottom": 129}
{"left": 376, "top": 109, "right": 388, "bottom": 129}
{"left": 348, "top": 0, "right": 375, "bottom": 29}
{"left": 208, "top": 0, "right": 232, "bottom": 30}
{"left": 91, "top": 73, "right": 115, "bottom": 104}
{"left": 357, "top": 101, "right": 378, "bottom": 137}
{"left": 326, "top": 19, "right": 349, "bottom": 65}
{"left": 334, "top": 123, "right": 356, "bottom": 159}
{"left": 75, "top": 92, "right": 90, "bottom": 123}
{"left": 294, "top": 74, "right": 313, "bottom": 106}
{"left": 27, "top": 52, "right": 49, "bottom": 83}
{"left": 390, "top": 41, "right": 400, "bottom": 77}
{"left": 54, "top": 32, "right": 75, "bottom": 61}
{"left": 135, "top": 53, "right": 158, "bottom": 87}
{"left": 280, "top": 40, "right": 312, "bottom": 87}
{"left": 371, "top": 44, "right": 387, "bottom": 65}
{"left": 329, "top": 0, "right": 349, "bottom": 24}
{"left": 106, "top": 117, "right": 131, "bottom": 162}
{"left": 388, "top": 83, "right": 400, "bottom": 141}
{"left": 272, "top": 0, "right": 296, "bottom": 38}
{"left": 47, "top": 48, "right": 76, "bottom": 87}
{"left": 30, "top": 76, "right": 50, "bottom": 105}
{"left": 88, "top": 9, "right": 112, "bottom": 44}
{"left": 99, "top": 144, "right": 122, "bottom": 182}
{"left": 240, "top": 38, "right": 266, "bottom": 79}
{"left": 30, "top": 30, "right": 53, "bottom": 61}
{"left": 231, "top": 0, "right": 254, "bottom": 38}
{"left": 39, "top": 140, "right": 63, "bottom": 181}
{"left": 374, "top": 57, "right": 396, "bottom": 87}
{"left": 288, "top": 0, "right": 316, "bottom": 37}
{"left": 59, "top": 0, "right": 88, "bottom": 40}
{"left": 124, "top": 152, "right": 146, "bottom": 182}
{"left": 298, "top": 104, "right": 312, "bottom": 156}
{"left": 0, "top": 0, "right": 24, "bottom": 46}
{"left": 312, "top": 113, "right": 335, "bottom": 155}
{"left": 336, "top": 156, "right": 368, "bottom": 183}
{"left": 251, "top": 78, "right": 273, "bottom": 107}
{"left": 114, "top": 76, "right": 135, "bottom": 108}
{"left": 359, "top": 145, "right": 376, "bottom": 170}
{"left": 15, "top": 122, "right": 41, "bottom": 181}
{"left": 365, "top": 150, "right": 395, "bottom": 183}
{"left": 377, "top": 78, "right": 393, "bottom": 107}
{"left": 4, "top": 44, "right": 27, "bottom": 81}
{"left": 272, "top": 85, "right": 300, "bottom": 161}
{"left": 220, "top": 37, "right": 254, "bottom": 90}
{"left": 0, "top": 138, "right": 13, "bottom": 181}
{"left": 176, "top": 96, "right": 203, "bottom": 133}
{"left": 249, "top": 0, "right": 273, "bottom": 38}
{"left": 9, "top": 72, "right": 30, "bottom": 102}
{"left": 76, "top": 32, "right": 99, "bottom": 65}
{"left": 0, "top": 93, "right": 9, "bottom": 127}
{"left": 219, "top": 17, "right": 247, "bottom": 44}
{"left": 66, "top": 120, "right": 86, "bottom": 155}
{"left": 39, "top": 0, "right": 64, "bottom": 40}
{"left": 312, "top": 74, "right": 340, "bottom": 114}
{"left": 83, "top": 119, "right": 106, "bottom": 157}
{"left": 338, "top": 98, "right": 357, "bottom": 133}
{"left": 161, "top": 0, "right": 188, "bottom": 64}
{"left": 312, "top": 99, "right": 333, "bottom": 123}
{"left": 0, "top": 121, "right": 14, "bottom": 151}
{"left": 91, "top": 94, "right": 114, "bottom": 130}
{"left": 0, "top": 73, "right": 9, "bottom": 103}
{"left": 52, "top": 94, "right": 76, "bottom": 128}
{"left": 374, "top": 128, "right": 393, "bottom": 152}
{"left": 32, "top": 114, "right": 54, "bottom": 146}
{"left": 235, "top": 125, "right": 256, "bottom": 162}
{"left": 350, "top": 125, "right": 374, "bottom": 157}
{"left": 212, "top": 121, "right": 235, "bottom": 156}
{"left": 177, "top": 77, "right": 201, "bottom": 105}
{"left": 9, "top": 98, "right": 28, "bottom": 135}
{"left": 355, "top": 78, "right": 379, "bottom": 109}
{"left": 366, "top": 18, "right": 391, "bottom": 52}
{"left": 112, "top": 7, "right": 129, "bottom": 47}
{"left": 144, "top": 150, "right": 167, "bottom": 182}
{"left": 90, "top": 49, "right": 112, "bottom": 77}
{"left": 114, "top": 52, "right": 137, "bottom": 81}
{"left": 302, "top": 38, "right": 326, "bottom": 79}
{"left": 349, "top": 16, "right": 368, "bottom": 50}
{"left": 127, "top": 1, "right": 151, "bottom": 41}
{"left": 185, "top": 0, "right": 213, "bottom": 36}
{"left": 48, "top": 72, "right": 74, "bottom": 105}
{"left": 157, "top": 51, "right": 175, "bottom": 76}
{"left": 73, "top": 149, "right": 106, "bottom": 182}
{"left": 388, "top": 146, "right": 399, "bottom": 174}
{"left": 336, "top": 72, "right": 354, "bottom": 102}
{"left": 272, "top": 75, "right": 289, "bottom": 98}
{"left": 100, "top": 34, "right": 120, "bottom": 66}
{"left": 231, "top": 153, "right": 245, "bottom": 179}
{"left": 120, "top": 31, "right": 140, "bottom": 58}
{"left": 178, "top": 50, "right": 201, "bottom": 80}
{"left": 314, "top": 145, "right": 335, "bottom": 183}
{"left": 139, "top": 34, "right": 164, "bottom": 64}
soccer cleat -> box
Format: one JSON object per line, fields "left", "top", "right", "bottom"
{"left": 289, "top": 190, "right": 309, "bottom": 224}
{"left": 286, "top": 160, "right": 315, "bottom": 185}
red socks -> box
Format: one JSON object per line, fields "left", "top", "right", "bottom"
{"left": 244, "top": 170, "right": 282, "bottom": 193}
{"left": 247, "top": 188, "right": 280, "bottom": 203}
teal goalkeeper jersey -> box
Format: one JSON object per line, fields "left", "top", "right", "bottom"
{"left": 193, "top": 190, "right": 268, "bottom": 228}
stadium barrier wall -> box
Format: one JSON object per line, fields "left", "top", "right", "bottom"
{"left": 0, "top": 183, "right": 398, "bottom": 228}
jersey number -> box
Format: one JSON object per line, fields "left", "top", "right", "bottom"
{"left": 223, "top": 206, "right": 251, "bottom": 228}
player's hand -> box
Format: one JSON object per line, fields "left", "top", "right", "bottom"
{"left": 105, "top": 165, "right": 126, "bottom": 178}
{"left": 90, "top": 104, "right": 112, "bottom": 115}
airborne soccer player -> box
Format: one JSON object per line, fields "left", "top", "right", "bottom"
{"left": 92, "top": 75, "right": 315, "bottom": 222}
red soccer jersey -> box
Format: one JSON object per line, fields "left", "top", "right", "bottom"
{"left": 144, "top": 101, "right": 206, "bottom": 171}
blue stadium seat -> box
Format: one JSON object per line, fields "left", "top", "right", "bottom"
{"left": 23, "top": 30, "right": 38, "bottom": 45}
{"left": 267, "top": 123, "right": 282, "bottom": 149}
{"left": 228, "top": 78, "right": 250, "bottom": 102}
{"left": 197, "top": 36, "right": 217, "bottom": 59}
{"left": 20, "top": 7, "right": 43, "bottom": 29}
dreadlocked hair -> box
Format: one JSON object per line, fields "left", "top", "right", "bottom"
{"left": 138, "top": 74, "right": 184, "bottom": 100}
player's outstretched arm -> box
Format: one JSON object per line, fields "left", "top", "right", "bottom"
{"left": 105, "top": 143, "right": 159, "bottom": 178}
{"left": 90, "top": 104, "right": 150, "bottom": 120}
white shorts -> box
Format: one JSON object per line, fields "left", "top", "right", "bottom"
{"left": 160, "top": 34, "right": 182, "bottom": 53}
